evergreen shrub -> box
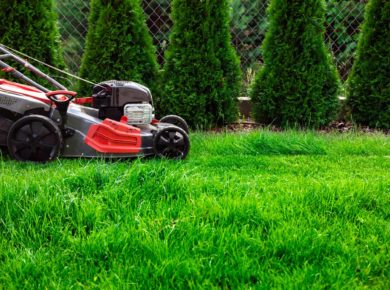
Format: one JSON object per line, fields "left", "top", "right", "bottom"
{"left": 347, "top": 0, "right": 390, "bottom": 128}
{"left": 250, "top": 0, "right": 340, "bottom": 128}
{"left": 0, "top": 0, "right": 64, "bottom": 87}
{"left": 79, "top": 0, "right": 159, "bottom": 97}
{"left": 161, "top": 0, "right": 242, "bottom": 128}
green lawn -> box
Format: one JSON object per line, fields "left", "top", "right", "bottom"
{"left": 0, "top": 130, "right": 389, "bottom": 289}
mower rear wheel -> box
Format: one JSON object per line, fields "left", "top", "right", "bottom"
{"left": 160, "top": 115, "right": 189, "bottom": 134}
{"left": 7, "top": 115, "right": 62, "bottom": 163}
{"left": 154, "top": 126, "right": 190, "bottom": 160}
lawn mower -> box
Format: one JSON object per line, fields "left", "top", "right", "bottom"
{"left": 0, "top": 44, "right": 190, "bottom": 162}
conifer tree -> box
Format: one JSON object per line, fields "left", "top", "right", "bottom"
{"left": 79, "top": 0, "right": 159, "bottom": 97}
{"left": 161, "top": 0, "right": 242, "bottom": 128}
{"left": 0, "top": 0, "right": 64, "bottom": 84}
{"left": 250, "top": 0, "right": 340, "bottom": 128}
{"left": 347, "top": 0, "right": 390, "bottom": 128}
{"left": 211, "top": 0, "right": 242, "bottom": 125}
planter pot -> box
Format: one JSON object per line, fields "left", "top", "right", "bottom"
{"left": 238, "top": 97, "right": 252, "bottom": 120}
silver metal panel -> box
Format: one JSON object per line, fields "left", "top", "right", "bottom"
{"left": 0, "top": 90, "right": 50, "bottom": 114}
{"left": 62, "top": 104, "right": 102, "bottom": 157}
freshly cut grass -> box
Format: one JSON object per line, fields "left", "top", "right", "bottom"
{"left": 0, "top": 130, "right": 389, "bottom": 288}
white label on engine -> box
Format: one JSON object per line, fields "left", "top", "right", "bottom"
{"left": 124, "top": 103, "right": 153, "bottom": 125}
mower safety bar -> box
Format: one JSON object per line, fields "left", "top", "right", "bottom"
{"left": 46, "top": 90, "right": 77, "bottom": 97}
{"left": 0, "top": 44, "right": 67, "bottom": 93}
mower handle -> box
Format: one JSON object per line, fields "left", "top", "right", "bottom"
{"left": 46, "top": 90, "right": 77, "bottom": 103}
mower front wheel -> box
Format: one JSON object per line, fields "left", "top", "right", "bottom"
{"left": 7, "top": 115, "right": 63, "bottom": 163}
{"left": 154, "top": 126, "right": 190, "bottom": 160}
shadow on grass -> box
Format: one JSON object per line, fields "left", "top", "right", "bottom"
{"left": 0, "top": 148, "right": 146, "bottom": 172}
{"left": 192, "top": 130, "right": 327, "bottom": 156}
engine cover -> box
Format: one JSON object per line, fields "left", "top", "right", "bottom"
{"left": 92, "top": 80, "right": 153, "bottom": 122}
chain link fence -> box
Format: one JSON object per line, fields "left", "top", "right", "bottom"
{"left": 56, "top": 0, "right": 367, "bottom": 85}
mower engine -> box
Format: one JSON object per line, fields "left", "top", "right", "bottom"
{"left": 92, "top": 80, "right": 154, "bottom": 125}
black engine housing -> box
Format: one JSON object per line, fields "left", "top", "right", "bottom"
{"left": 92, "top": 80, "right": 153, "bottom": 121}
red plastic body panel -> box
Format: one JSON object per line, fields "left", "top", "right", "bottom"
{"left": 0, "top": 79, "right": 50, "bottom": 104}
{"left": 85, "top": 119, "right": 142, "bottom": 154}
{"left": 2, "top": 67, "right": 15, "bottom": 73}
{"left": 74, "top": 97, "right": 93, "bottom": 105}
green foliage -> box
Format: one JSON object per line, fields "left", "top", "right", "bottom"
{"left": 212, "top": 0, "right": 243, "bottom": 125}
{"left": 0, "top": 0, "right": 64, "bottom": 88}
{"left": 161, "top": 0, "right": 242, "bottom": 129}
{"left": 229, "top": 0, "right": 366, "bottom": 83}
{"left": 251, "top": 0, "right": 341, "bottom": 128}
{"left": 1, "top": 131, "right": 389, "bottom": 288}
{"left": 347, "top": 0, "right": 390, "bottom": 128}
{"left": 78, "top": 0, "right": 159, "bottom": 97}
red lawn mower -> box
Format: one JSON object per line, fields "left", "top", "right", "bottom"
{"left": 0, "top": 45, "right": 190, "bottom": 162}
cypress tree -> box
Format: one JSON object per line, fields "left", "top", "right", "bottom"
{"left": 347, "top": 0, "right": 390, "bottom": 129}
{"left": 211, "top": 0, "right": 242, "bottom": 125}
{"left": 250, "top": 0, "right": 340, "bottom": 128}
{"left": 78, "top": 0, "right": 159, "bottom": 97}
{"left": 0, "top": 0, "right": 64, "bottom": 84}
{"left": 161, "top": 0, "right": 242, "bottom": 129}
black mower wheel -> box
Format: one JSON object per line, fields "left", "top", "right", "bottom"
{"left": 154, "top": 126, "right": 190, "bottom": 160}
{"left": 7, "top": 115, "right": 63, "bottom": 163}
{"left": 160, "top": 115, "right": 189, "bottom": 134}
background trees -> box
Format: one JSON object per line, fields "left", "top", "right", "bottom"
{"left": 1, "top": 0, "right": 383, "bottom": 129}
{"left": 160, "top": 0, "right": 242, "bottom": 128}
{"left": 347, "top": 0, "right": 390, "bottom": 129}
{"left": 250, "top": 0, "right": 340, "bottom": 128}
{"left": 55, "top": 0, "right": 367, "bottom": 94}
{"left": 78, "top": 0, "right": 159, "bottom": 97}
{"left": 0, "top": 0, "right": 64, "bottom": 86}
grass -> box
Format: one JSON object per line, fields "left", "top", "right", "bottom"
{"left": 0, "top": 130, "right": 389, "bottom": 289}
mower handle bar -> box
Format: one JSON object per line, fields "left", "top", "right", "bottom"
{"left": 0, "top": 45, "right": 67, "bottom": 92}
{"left": 46, "top": 90, "right": 77, "bottom": 98}
{"left": 46, "top": 90, "right": 77, "bottom": 103}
